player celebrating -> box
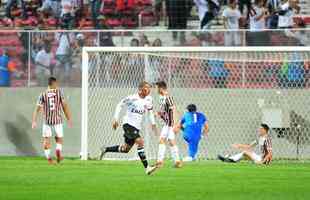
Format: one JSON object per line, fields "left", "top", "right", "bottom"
{"left": 174, "top": 104, "right": 209, "bottom": 162}
{"left": 218, "top": 124, "right": 272, "bottom": 164}
{"left": 32, "top": 77, "right": 72, "bottom": 164}
{"left": 99, "top": 81, "right": 158, "bottom": 175}
{"left": 155, "top": 81, "right": 182, "bottom": 168}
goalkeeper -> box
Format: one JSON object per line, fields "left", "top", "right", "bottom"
{"left": 174, "top": 104, "right": 209, "bottom": 162}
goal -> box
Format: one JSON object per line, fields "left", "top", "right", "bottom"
{"left": 81, "top": 46, "right": 310, "bottom": 161}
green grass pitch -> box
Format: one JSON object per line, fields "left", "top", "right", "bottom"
{"left": 0, "top": 157, "right": 310, "bottom": 200}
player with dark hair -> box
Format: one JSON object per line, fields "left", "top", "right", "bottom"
{"left": 174, "top": 104, "right": 209, "bottom": 162}
{"left": 32, "top": 77, "right": 72, "bottom": 164}
{"left": 99, "top": 81, "right": 158, "bottom": 175}
{"left": 218, "top": 124, "right": 272, "bottom": 164}
{"left": 155, "top": 81, "right": 182, "bottom": 168}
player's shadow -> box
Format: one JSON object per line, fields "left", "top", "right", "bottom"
{"left": 4, "top": 115, "right": 39, "bottom": 156}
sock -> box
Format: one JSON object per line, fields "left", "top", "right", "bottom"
{"left": 105, "top": 145, "right": 120, "bottom": 153}
{"left": 44, "top": 149, "right": 51, "bottom": 159}
{"left": 170, "top": 145, "right": 180, "bottom": 162}
{"left": 229, "top": 152, "right": 244, "bottom": 162}
{"left": 56, "top": 143, "right": 62, "bottom": 151}
{"left": 137, "top": 147, "right": 148, "bottom": 168}
{"left": 157, "top": 144, "right": 166, "bottom": 162}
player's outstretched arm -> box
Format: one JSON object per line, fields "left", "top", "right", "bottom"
{"left": 32, "top": 105, "right": 42, "bottom": 129}
{"left": 148, "top": 109, "right": 159, "bottom": 135}
{"left": 63, "top": 101, "right": 73, "bottom": 128}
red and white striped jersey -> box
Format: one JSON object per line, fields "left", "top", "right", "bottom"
{"left": 252, "top": 135, "right": 272, "bottom": 158}
{"left": 37, "top": 88, "right": 65, "bottom": 125}
{"left": 158, "top": 95, "right": 175, "bottom": 127}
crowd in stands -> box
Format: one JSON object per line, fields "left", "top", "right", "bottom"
{"left": 0, "top": 0, "right": 308, "bottom": 30}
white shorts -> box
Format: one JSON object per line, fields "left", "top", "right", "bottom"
{"left": 249, "top": 152, "right": 262, "bottom": 163}
{"left": 42, "top": 124, "right": 63, "bottom": 138}
{"left": 160, "top": 125, "right": 175, "bottom": 140}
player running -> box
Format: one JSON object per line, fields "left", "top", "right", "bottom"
{"left": 174, "top": 104, "right": 209, "bottom": 162}
{"left": 32, "top": 77, "right": 72, "bottom": 164}
{"left": 218, "top": 124, "right": 272, "bottom": 164}
{"left": 99, "top": 81, "right": 158, "bottom": 175}
{"left": 155, "top": 81, "right": 182, "bottom": 168}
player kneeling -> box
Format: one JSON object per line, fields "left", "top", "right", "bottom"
{"left": 218, "top": 124, "right": 272, "bottom": 165}
{"left": 32, "top": 77, "right": 72, "bottom": 164}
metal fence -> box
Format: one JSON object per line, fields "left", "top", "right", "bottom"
{"left": 0, "top": 29, "right": 309, "bottom": 87}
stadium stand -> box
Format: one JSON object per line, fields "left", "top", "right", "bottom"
{"left": 0, "top": 0, "right": 309, "bottom": 29}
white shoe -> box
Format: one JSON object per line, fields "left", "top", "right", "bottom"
{"left": 145, "top": 165, "right": 157, "bottom": 175}
{"left": 183, "top": 156, "right": 194, "bottom": 162}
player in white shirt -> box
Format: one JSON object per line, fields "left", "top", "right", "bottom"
{"left": 100, "top": 81, "right": 158, "bottom": 175}
{"left": 222, "top": 0, "right": 242, "bottom": 46}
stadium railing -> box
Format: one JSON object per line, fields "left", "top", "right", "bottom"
{"left": 0, "top": 29, "right": 309, "bottom": 87}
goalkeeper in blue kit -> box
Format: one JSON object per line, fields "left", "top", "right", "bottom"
{"left": 174, "top": 104, "right": 209, "bottom": 162}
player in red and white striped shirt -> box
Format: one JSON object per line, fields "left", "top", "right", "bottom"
{"left": 218, "top": 124, "right": 272, "bottom": 165}
{"left": 32, "top": 77, "right": 72, "bottom": 164}
{"left": 155, "top": 81, "right": 182, "bottom": 168}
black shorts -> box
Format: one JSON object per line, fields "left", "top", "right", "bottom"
{"left": 123, "top": 123, "right": 141, "bottom": 146}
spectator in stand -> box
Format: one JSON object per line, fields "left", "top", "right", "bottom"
{"left": 222, "top": 0, "right": 242, "bottom": 46}
{"left": 194, "top": 0, "right": 220, "bottom": 29}
{"left": 60, "top": 0, "right": 78, "bottom": 29}
{"left": 238, "top": 0, "right": 253, "bottom": 21}
{"left": 166, "top": 0, "right": 188, "bottom": 30}
{"left": 35, "top": 40, "right": 54, "bottom": 86}
{"left": 130, "top": 38, "right": 140, "bottom": 47}
{"left": 152, "top": 38, "right": 162, "bottom": 47}
{"left": 55, "top": 32, "right": 75, "bottom": 85}
{"left": 97, "top": 32, "right": 115, "bottom": 46}
{"left": 266, "top": 0, "right": 281, "bottom": 29}
{"left": 0, "top": 50, "right": 10, "bottom": 87}
{"left": 138, "top": 34, "right": 150, "bottom": 47}
{"left": 247, "top": 0, "right": 269, "bottom": 46}
{"left": 278, "top": 0, "right": 300, "bottom": 29}
{"left": 71, "top": 33, "right": 84, "bottom": 86}
{"left": 155, "top": 0, "right": 163, "bottom": 26}
{"left": 90, "top": 0, "right": 103, "bottom": 29}
{"left": 38, "top": 0, "right": 62, "bottom": 25}
{"left": 5, "top": 0, "right": 28, "bottom": 21}
{"left": 166, "top": 0, "right": 188, "bottom": 43}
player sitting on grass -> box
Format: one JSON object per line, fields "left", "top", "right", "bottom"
{"left": 32, "top": 77, "right": 72, "bottom": 164}
{"left": 174, "top": 104, "right": 209, "bottom": 162}
{"left": 99, "top": 81, "right": 158, "bottom": 175}
{"left": 155, "top": 81, "right": 182, "bottom": 168}
{"left": 218, "top": 124, "right": 272, "bottom": 164}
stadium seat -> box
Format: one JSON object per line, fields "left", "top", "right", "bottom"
{"left": 105, "top": 18, "right": 122, "bottom": 27}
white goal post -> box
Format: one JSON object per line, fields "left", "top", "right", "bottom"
{"left": 81, "top": 46, "right": 310, "bottom": 161}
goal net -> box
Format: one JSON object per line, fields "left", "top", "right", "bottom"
{"left": 81, "top": 47, "right": 310, "bottom": 162}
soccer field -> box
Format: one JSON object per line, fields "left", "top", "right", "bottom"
{"left": 0, "top": 157, "right": 310, "bottom": 200}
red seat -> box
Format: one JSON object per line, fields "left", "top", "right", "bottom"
{"left": 122, "top": 18, "right": 136, "bottom": 28}
{"left": 105, "top": 18, "right": 122, "bottom": 27}
{"left": 102, "top": 8, "right": 115, "bottom": 15}
{"left": 104, "top": 0, "right": 114, "bottom": 5}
